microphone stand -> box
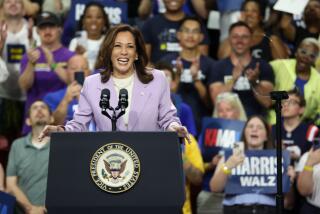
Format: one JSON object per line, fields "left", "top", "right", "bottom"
{"left": 270, "top": 91, "right": 288, "bottom": 214}
{"left": 101, "top": 107, "right": 126, "bottom": 131}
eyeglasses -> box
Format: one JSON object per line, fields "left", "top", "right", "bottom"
{"left": 281, "top": 99, "right": 300, "bottom": 106}
{"left": 179, "top": 28, "right": 201, "bottom": 35}
{"left": 297, "top": 48, "right": 317, "bottom": 60}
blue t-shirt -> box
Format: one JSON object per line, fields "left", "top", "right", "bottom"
{"left": 295, "top": 77, "right": 308, "bottom": 96}
{"left": 141, "top": 14, "right": 210, "bottom": 63}
{"left": 162, "top": 53, "right": 215, "bottom": 132}
{"left": 208, "top": 57, "right": 275, "bottom": 117}
{"left": 171, "top": 93, "right": 197, "bottom": 136}
{"left": 43, "top": 88, "right": 78, "bottom": 122}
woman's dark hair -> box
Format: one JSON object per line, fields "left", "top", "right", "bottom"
{"left": 78, "top": 1, "right": 110, "bottom": 33}
{"left": 241, "top": 0, "right": 267, "bottom": 22}
{"left": 241, "top": 115, "right": 273, "bottom": 149}
{"left": 95, "top": 24, "right": 153, "bottom": 84}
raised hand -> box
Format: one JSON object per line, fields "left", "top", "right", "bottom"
{"left": 0, "top": 21, "right": 7, "bottom": 52}
{"left": 245, "top": 62, "right": 260, "bottom": 84}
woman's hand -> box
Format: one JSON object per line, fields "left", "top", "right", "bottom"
{"left": 38, "top": 125, "right": 65, "bottom": 142}
{"left": 168, "top": 124, "right": 191, "bottom": 144}
{"left": 225, "top": 152, "right": 245, "bottom": 169}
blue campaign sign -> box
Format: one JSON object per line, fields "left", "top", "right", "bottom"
{"left": 224, "top": 149, "right": 291, "bottom": 195}
{"left": 199, "top": 117, "right": 245, "bottom": 162}
{"left": 0, "top": 191, "right": 16, "bottom": 214}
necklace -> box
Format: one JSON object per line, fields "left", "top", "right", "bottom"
{"left": 286, "top": 132, "right": 292, "bottom": 138}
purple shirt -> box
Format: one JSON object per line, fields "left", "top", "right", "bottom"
{"left": 20, "top": 46, "right": 74, "bottom": 135}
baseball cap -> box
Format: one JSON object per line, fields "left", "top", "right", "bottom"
{"left": 36, "top": 11, "right": 61, "bottom": 27}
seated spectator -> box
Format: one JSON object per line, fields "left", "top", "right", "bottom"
{"left": 296, "top": 147, "right": 320, "bottom": 213}
{"left": 154, "top": 61, "right": 197, "bottom": 137}
{"left": 43, "top": 54, "right": 90, "bottom": 125}
{"left": 272, "top": 89, "right": 313, "bottom": 164}
{"left": 197, "top": 91, "right": 247, "bottom": 214}
{"left": 6, "top": 100, "right": 53, "bottom": 214}
{"left": 210, "top": 115, "right": 295, "bottom": 214}
{"left": 213, "top": 92, "right": 247, "bottom": 121}
{"left": 141, "top": 0, "right": 210, "bottom": 64}
{"left": 69, "top": 1, "right": 110, "bottom": 71}
{"left": 218, "top": 0, "right": 288, "bottom": 61}
{"left": 0, "top": 0, "right": 31, "bottom": 145}
{"left": 269, "top": 38, "right": 320, "bottom": 125}
{"left": 161, "top": 16, "right": 215, "bottom": 132}
{"left": 280, "top": 0, "right": 320, "bottom": 51}
{"left": 19, "top": 11, "right": 74, "bottom": 135}
{"left": 209, "top": 21, "right": 274, "bottom": 118}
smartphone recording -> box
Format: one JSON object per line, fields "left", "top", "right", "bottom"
{"left": 74, "top": 71, "right": 84, "bottom": 85}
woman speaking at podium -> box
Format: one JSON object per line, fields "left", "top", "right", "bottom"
{"left": 39, "top": 24, "right": 189, "bottom": 141}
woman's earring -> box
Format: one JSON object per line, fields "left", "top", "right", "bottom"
{"left": 135, "top": 56, "right": 138, "bottom": 61}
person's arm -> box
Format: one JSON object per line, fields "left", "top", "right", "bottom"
{"left": 138, "top": 0, "right": 152, "bottom": 20}
{"left": 297, "top": 149, "right": 320, "bottom": 196}
{"left": 53, "top": 82, "right": 81, "bottom": 125}
{"left": 183, "top": 135, "right": 204, "bottom": 185}
{"left": 245, "top": 62, "right": 274, "bottom": 108}
{"left": 217, "top": 39, "right": 232, "bottom": 59}
{"left": 269, "top": 35, "right": 289, "bottom": 59}
{"left": 280, "top": 13, "right": 296, "bottom": 42}
{"left": 6, "top": 176, "right": 34, "bottom": 212}
{"left": 210, "top": 153, "right": 245, "bottom": 193}
{"left": 190, "top": 0, "right": 208, "bottom": 19}
{"left": 42, "top": 46, "right": 69, "bottom": 84}
{"left": 209, "top": 61, "right": 243, "bottom": 105}
{"left": 22, "top": 0, "right": 41, "bottom": 17}
{"left": 18, "top": 49, "right": 40, "bottom": 92}
{"left": 0, "top": 163, "right": 4, "bottom": 191}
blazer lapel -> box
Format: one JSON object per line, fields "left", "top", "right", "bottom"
{"left": 128, "top": 74, "right": 152, "bottom": 131}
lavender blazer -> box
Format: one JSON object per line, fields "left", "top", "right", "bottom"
{"left": 65, "top": 69, "right": 181, "bottom": 132}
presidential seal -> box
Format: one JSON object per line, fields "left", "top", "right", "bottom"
{"left": 90, "top": 143, "right": 140, "bottom": 193}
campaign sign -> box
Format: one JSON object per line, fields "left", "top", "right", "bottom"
{"left": 199, "top": 117, "right": 245, "bottom": 162}
{"left": 72, "top": 0, "right": 127, "bottom": 25}
{"left": 6, "top": 44, "right": 26, "bottom": 64}
{"left": 224, "top": 149, "right": 291, "bottom": 195}
{"left": 0, "top": 191, "right": 16, "bottom": 214}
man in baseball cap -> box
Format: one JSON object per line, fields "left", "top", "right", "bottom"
{"left": 36, "top": 11, "right": 61, "bottom": 27}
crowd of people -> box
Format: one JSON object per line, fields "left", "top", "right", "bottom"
{"left": 0, "top": 0, "right": 320, "bottom": 214}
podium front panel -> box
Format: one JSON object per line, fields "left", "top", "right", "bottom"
{"left": 46, "top": 132, "right": 185, "bottom": 213}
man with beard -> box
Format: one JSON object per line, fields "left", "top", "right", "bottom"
{"left": 6, "top": 100, "right": 54, "bottom": 214}
{"left": 280, "top": 0, "right": 320, "bottom": 49}
{"left": 208, "top": 21, "right": 274, "bottom": 118}
{"left": 19, "top": 11, "right": 74, "bottom": 135}
{"left": 269, "top": 38, "right": 320, "bottom": 125}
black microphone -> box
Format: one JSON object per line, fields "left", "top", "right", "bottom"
{"left": 116, "top": 88, "right": 128, "bottom": 111}
{"left": 99, "top": 88, "right": 110, "bottom": 110}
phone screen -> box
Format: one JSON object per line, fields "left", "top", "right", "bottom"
{"left": 74, "top": 71, "right": 84, "bottom": 85}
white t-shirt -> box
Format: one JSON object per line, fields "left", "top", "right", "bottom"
{"left": 69, "top": 34, "right": 105, "bottom": 71}
{"left": 296, "top": 152, "right": 320, "bottom": 207}
{"left": 0, "top": 19, "right": 29, "bottom": 100}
